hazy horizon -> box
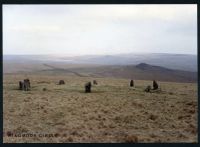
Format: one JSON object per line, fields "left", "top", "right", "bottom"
{"left": 3, "top": 4, "right": 197, "bottom": 55}
{"left": 3, "top": 52, "right": 197, "bottom": 56}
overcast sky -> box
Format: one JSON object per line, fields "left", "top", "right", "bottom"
{"left": 3, "top": 4, "right": 197, "bottom": 55}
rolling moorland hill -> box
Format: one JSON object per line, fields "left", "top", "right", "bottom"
{"left": 3, "top": 54, "right": 197, "bottom": 83}
{"left": 3, "top": 53, "right": 197, "bottom": 71}
{"left": 58, "top": 53, "right": 198, "bottom": 72}
{"left": 35, "top": 63, "right": 197, "bottom": 83}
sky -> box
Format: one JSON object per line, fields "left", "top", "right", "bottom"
{"left": 3, "top": 4, "right": 197, "bottom": 55}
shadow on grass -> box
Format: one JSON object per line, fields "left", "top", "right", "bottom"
{"left": 9, "top": 87, "right": 31, "bottom": 91}
{"left": 9, "top": 86, "right": 38, "bottom": 92}
{"left": 10, "top": 87, "right": 20, "bottom": 91}
{"left": 65, "top": 89, "right": 106, "bottom": 93}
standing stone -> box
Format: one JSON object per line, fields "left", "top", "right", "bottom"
{"left": 145, "top": 85, "right": 151, "bottom": 92}
{"left": 85, "top": 82, "right": 92, "bottom": 93}
{"left": 153, "top": 80, "right": 158, "bottom": 90}
{"left": 130, "top": 80, "right": 134, "bottom": 87}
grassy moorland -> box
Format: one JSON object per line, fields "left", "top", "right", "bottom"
{"left": 3, "top": 74, "right": 197, "bottom": 143}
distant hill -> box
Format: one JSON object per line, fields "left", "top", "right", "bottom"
{"left": 135, "top": 63, "right": 173, "bottom": 72}
{"left": 65, "top": 63, "right": 197, "bottom": 83}
{"left": 3, "top": 54, "right": 197, "bottom": 83}
{"left": 3, "top": 53, "right": 197, "bottom": 72}
{"left": 29, "top": 62, "right": 196, "bottom": 83}
{"left": 59, "top": 53, "right": 197, "bottom": 72}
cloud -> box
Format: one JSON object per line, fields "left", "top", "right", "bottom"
{"left": 8, "top": 25, "right": 62, "bottom": 32}
{"left": 3, "top": 4, "right": 197, "bottom": 55}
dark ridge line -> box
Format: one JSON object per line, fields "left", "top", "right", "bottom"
{"left": 43, "top": 64, "right": 91, "bottom": 77}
